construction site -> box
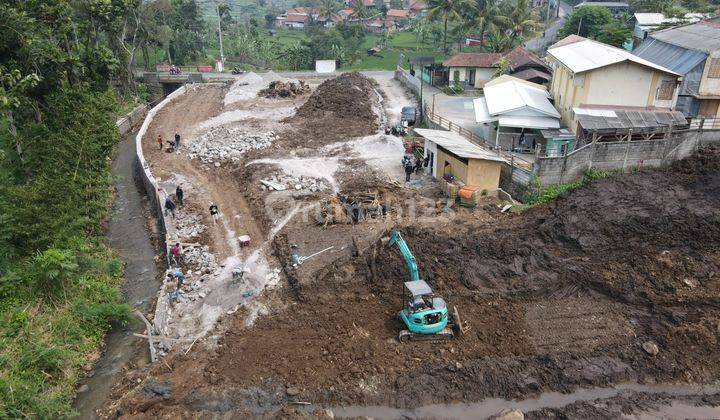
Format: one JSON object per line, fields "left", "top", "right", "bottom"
{"left": 99, "top": 71, "right": 720, "bottom": 419}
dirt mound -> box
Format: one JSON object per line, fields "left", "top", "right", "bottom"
{"left": 274, "top": 73, "right": 380, "bottom": 149}
{"left": 294, "top": 72, "right": 377, "bottom": 122}
{"left": 258, "top": 80, "right": 310, "bottom": 98}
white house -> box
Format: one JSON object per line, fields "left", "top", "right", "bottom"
{"left": 473, "top": 75, "right": 561, "bottom": 151}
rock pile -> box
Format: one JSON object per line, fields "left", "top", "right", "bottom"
{"left": 261, "top": 174, "right": 331, "bottom": 192}
{"left": 258, "top": 80, "right": 310, "bottom": 98}
{"left": 183, "top": 245, "right": 219, "bottom": 277}
{"left": 188, "top": 127, "right": 274, "bottom": 163}
{"left": 174, "top": 213, "right": 205, "bottom": 239}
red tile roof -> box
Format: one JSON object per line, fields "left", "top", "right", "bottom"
{"left": 503, "top": 46, "right": 550, "bottom": 71}
{"left": 510, "top": 68, "right": 552, "bottom": 82}
{"left": 409, "top": 0, "right": 427, "bottom": 10}
{"left": 443, "top": 52, "right": 503, "bottom": 68}
{"left": 283, "top": 14, "right": 308, "bottom": 23}
{"left": 387, "top": 9, "right": 409, "bottom": 17}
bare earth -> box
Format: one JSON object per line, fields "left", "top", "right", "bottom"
{"left": 100, "top": 73, "right": 720, "bottom": 419}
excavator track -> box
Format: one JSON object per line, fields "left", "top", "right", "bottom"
{"left": 398, "top": 327, "right": 455, "bottom": 342}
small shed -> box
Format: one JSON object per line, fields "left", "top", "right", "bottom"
{"left": 414, "top": 128, "right": 507, "bottom": 191}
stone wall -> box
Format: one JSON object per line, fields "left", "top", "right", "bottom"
{"left": 534, "top": 130, "right": 720, "bottom": 185}
{"left": 395, "top": 67, "right": 421, "bottom": 96}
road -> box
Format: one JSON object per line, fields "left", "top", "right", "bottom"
{"left": 525, "top": 0, "right": 574, "bottom": 52}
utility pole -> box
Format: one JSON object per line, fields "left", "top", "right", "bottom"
{"left": 577, "top": 16, "right": 583, "bottom": 35}
{"left": 546, "top": 0, "right": 552, "bottom": 23}
{"left": 216, "top": 2, "right": 225, "bottom": 67}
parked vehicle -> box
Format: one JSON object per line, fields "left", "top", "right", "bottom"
{"left": 401, "top": 106, "right": 417, "bottom": 125}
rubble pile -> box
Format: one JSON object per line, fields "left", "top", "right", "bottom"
{"left": 183, "top": 245, "right": 219, "bottom": 277}
{"left": 187, "top": 127, "right": 274, "bottom": 163}
{"left": 261, "top": 174, "right": 331, "bottom": 192}
{"left": 258, "top": 80, "right": 310, "bottom": 98}
{"left": 174, "top": 213, "right": 205, "bottom": 239}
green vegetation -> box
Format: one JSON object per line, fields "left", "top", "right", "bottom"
{"left": 559, "top": 6, "right": 631, "bottom": 48}
{"left": 519, "top": 169, "right": 617, "bottom": 208}
{"left": 0, "top": 1, "right": 136, "bottom": 417}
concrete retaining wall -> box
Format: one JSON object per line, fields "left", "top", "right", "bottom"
{"left": 534, "top": 130, "right": 720, "bottom": 185}
{"left": 395, "top": 67, "right": 421, "bottom": 96}
{"left": 116, "top": 105, "right": 148, "bottom": 136}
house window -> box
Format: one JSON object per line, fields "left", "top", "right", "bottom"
{"left": 656, "top": 79, "right": 675, "bottom": 100}
{"left": 708, "top": 58, "right": 720, "bottom": 78}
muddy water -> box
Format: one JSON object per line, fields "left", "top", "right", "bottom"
{"left": 328, "top": 382, "right": 720, "bottom": 419}
{"left": 72, "top": 131, "right": 161, "bottom": 418}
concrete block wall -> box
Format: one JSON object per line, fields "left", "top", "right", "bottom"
{"left": 396, "top": 67, "right": 421, "bottom": 96}
{"left": 534, "top": 130, "right": 720, "bottom": 185}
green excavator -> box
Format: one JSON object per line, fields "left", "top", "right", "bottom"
{"left": 386, "top": 230, "right": 456, "bottom": 342}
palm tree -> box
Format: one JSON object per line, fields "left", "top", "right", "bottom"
{"left": 318, "top": 0, "right": 342, "bottom": 21}
{"left": 427, "top": 0, "right": 464, "bottom": 54}
{"left": 350, "top": 0, "right": 370, "bottom": 20}
{"left": 469, "top": 0, "right": 503, "bottom": 47}
{"left": 498, "top": 0, "right": 540, "bottom": 47}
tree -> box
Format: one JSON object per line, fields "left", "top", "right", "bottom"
{"left": 427, "top": 0, "right": 464, "bottom": 54}
{"left": 468, "top": 0, "right": 503, "bottom": 46}
{"left": 596, "top": 22, "right": 632, "bottom": 47}
{"left": 559, "top": 6, "right": 613, "bottom": 39}
{"left": 410, "top": 16, "right": 431, "bottom": 46}
{"left": 265, "top": 13, "right": 278, "bottom": 28}
{"left": 497, "top": 0, "right": 540, "bottom": 47}
{"left": 318, "top": 0, "right": 343, "bottom": 20}
{"left": 350, "top": 0, "right": 371, "bottom": 19}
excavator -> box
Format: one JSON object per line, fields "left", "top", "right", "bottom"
{"left": 386, "top": 230, "right": 456, "bottom": 342}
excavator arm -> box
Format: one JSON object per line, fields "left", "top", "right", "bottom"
{"left": 387, "top": 230, "right": 420, "bottom": 282}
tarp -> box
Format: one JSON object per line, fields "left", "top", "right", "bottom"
{"left": 315, "top": 60, "right": 336, "bottom": 73}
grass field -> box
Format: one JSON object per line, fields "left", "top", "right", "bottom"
{"left": 343, "top": 32, "right": 447, "bottom": 70}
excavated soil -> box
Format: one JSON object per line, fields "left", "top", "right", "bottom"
{"left": 106, "top": 147, "right": 720, "bottom": 418}
{"left": 275, "top": 72, "right": 380, "bottom": 149}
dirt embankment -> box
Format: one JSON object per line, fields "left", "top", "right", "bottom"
{"left": 106, "top": 148, "right": 720, "bottom": 418}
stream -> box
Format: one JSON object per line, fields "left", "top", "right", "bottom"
{"left": 72, "top": 131, "right": 162, "bottom": 418}
{"left": 324, "top": 382, "right": 720, "bottom": 419}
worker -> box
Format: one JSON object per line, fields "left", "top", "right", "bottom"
{"left": 404, "top": 159, "right": 414, "bottom": 182}
{"left": 176, "top": 185, "right": 184, "bottom": 208}
{"left": 167, "top": 139, "right": 176, "bottom": 152}
{"left": 169, "top": 242, "right": 182, "bottom": 266}
{"left": 209, "top": 202, "right": 219, "bottom": 224}
{"left": 174, "top": 132, "right": 181, "bottom": 149}
{"left": 164, "top": 196, "right": 176, "bottom": 219}
{"left": 157, "top": 134, "right": 163, "bottom": 150}
{"left": 164, "top": 278, "right": 179, "bottom": 306}
{"left": 171, "top": 268, "right": 185, "bottom": 289}
{"left": 414, "top": 156, "right": 423, "bottom": 174}
{"left": 423, "top": 155, "right": 430, "bottom": 168}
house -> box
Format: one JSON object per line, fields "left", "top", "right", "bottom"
{"left": 573, "top": 1, "right": 629, "bottom": 18}
{"left": 281, "top": 14, "right": 308, "bottom": 29}
{"left": 633, "top": 18, "right": 720, "bottom": 119}
{"left": 632, "top": 12, "right": 706, "bottom": 48}
{"left": 546, "top": 37, "right": 681, "bottom": 133}
{"left": 473, "top": 75, "right": 561, "bottom": 150}
{"left": 387, "top": 9, "right": 409, "bottom": 23}
{"left": 414, "top": 128, "right": 508, "bottom": 191}
{"left": 443, "top": 47, "right": 551, "bottom": 89}
{"left": 502, "top": 46, "right": 553, "bottom": 84}
{"left": 444, "top": 53, "right": 504, "bottom": 89}
{"left": 408, "top": 0, "right": 427, "bottom": 17}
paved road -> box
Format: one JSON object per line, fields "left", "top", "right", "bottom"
{"left": 525, "top": 1, "right": 574, "bottom": 52}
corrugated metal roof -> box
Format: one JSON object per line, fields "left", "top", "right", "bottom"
{"left": 473, "top": 97, "right": 497, "bottom": 123}
{"left": 483, "top": 76, "right": 560, "bottom": 118}
{"left": 633, "top": 38, "right": 707, "bottom": 75}
{"left": 548, "top": 39, "right": 679, "bottom": 75}
{"left": 574, "top": 107, "right": 687, "bottom": 132}
{"left": 575, "top": 1, "right": 628, "bottom": 7}
{"left": 648, "top": 19, "right": 720, "bottom": 52}
{"left": 414, "top": 129, "right": 507, "bottom": 162}
{"left": 634, "top": 12, "right": 705, "bottom": 26}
